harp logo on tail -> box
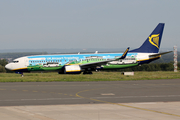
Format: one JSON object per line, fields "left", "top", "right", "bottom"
{"left": 149, "top": 34, "right": 160, "bottom": 49}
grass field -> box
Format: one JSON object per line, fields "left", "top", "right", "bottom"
{"left": 0, "top": 71, "right": 180, "bottom": 82}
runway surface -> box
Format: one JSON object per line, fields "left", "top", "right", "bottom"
{"left": 1, "top": 79, "right": 180, "bottom": 120}
{"left": 0, "top": 79, "right": 180, "bottom": 106}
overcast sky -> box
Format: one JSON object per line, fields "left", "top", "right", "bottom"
{"left": 0, "top": 0, "right": 179, "bottom": 51}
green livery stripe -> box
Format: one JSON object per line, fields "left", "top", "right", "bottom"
{"left": 103, "top": 63, "right": 138, "bottom": 69}
{"left": 27, "top": 66, "right": 63, "bottom": 71}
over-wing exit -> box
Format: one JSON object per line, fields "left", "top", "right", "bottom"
{"left": 5, "top": 23, "right": 171, "bottom": 76}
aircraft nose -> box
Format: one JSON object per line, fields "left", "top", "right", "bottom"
{"left": 5, "top": 64, "right": 12, "bottom": 70}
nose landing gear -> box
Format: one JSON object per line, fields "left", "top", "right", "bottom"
{"left": 15, "top": 72, "right": 24, "bottom": 77}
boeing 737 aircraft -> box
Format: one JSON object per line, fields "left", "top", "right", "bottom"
{"left": 5, "top": 23, "right": 171, "bottom": 76}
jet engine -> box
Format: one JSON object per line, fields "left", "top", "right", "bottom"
{"left": 64, "top": 65, "right": 81, "bottom": 74}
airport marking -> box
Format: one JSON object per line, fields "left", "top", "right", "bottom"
{"left": 101, "top": 93, "right": 115, "bottom": 96}
{"left": 76, "top": 88, "right": 180, "bottom": 118}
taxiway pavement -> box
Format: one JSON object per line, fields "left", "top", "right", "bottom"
{"left": 0, "top": 79, "right": 180, "bottom": 119}
{"left": 0, "top": 79, "right": 180, "bottom": 106}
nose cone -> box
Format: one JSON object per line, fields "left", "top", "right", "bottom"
{"left": 5, "top": 64, "right": 12, "bottom": 70}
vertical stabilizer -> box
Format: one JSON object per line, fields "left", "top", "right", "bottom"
{"left": 130, "top": 23, "right": 165, "bottom": 53}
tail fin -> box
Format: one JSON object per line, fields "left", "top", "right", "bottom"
{"left": 130, "top": 23, "right": 165, "bottom": 53}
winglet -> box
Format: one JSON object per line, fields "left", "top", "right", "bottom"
{"left": 117, "top": 47, "right": 129, "bottom": 60}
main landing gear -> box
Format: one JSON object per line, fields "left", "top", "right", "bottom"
{"left": 21, "top": 73, "right": 24, "bottom": 77}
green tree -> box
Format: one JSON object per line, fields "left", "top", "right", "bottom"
{"left": 0, "top": 59, "right": 8, "bottom": 66}
{"left": 0, "top": 65, "right": 6, "bottom": 72}
{"left": 0, "top": 59, "right": 8, "bottom": 73}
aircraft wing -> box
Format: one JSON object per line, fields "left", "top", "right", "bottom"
{"left": 80, "top": 47, "right": 129, "bottom": 69}
{"left": 149, "top": 51, "right": 172, "bottom": 57}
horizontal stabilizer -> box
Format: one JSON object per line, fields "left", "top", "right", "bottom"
{"left": 149, "top": 51, "right": 172, "bottom": 57}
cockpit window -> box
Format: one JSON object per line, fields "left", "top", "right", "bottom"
{"left": 12, "top": 61, "right": 19, "bottom": 63}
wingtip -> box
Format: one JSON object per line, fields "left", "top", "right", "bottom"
{"left": 120, "top": 47, "right": 129, "bottom": 59}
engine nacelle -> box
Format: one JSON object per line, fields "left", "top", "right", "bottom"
{"left": 64, "top": 65, "right": 81, "bottom": 74}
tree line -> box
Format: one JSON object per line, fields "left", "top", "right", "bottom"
{"left": 0, "top": 59, "right": 8, "bottom": 72}
{"left": 116, "top": 62, "right": 177, "bottom": 72}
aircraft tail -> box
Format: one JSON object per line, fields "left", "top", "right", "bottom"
{"left": 130, "top": 23, "right": 165, "bottom": 53}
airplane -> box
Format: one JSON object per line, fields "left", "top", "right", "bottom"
{"left": 5, "top": 23, "right": 171, "bottom": 76}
